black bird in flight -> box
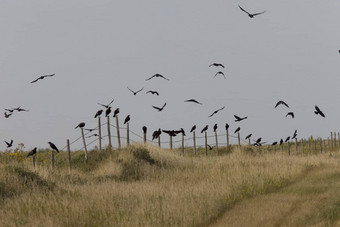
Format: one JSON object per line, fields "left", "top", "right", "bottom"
{"left": 30, "top": 74, "right": 55, "bottom": 83}
{"left": 75, "top": 122, "right": 85, "bottom": 129}
{"left": 214, "top": 71, "right": 226, "bottom": 79}
{"left": 208, "top": 106, "right": 225, "bottom": 118}
{"left": 209, "top": 63, "right": 225, "bottom": 68}
{"left": 292, "top": 130, "right": 298, "bottom": 140}
{"left": 14, "top": 107, "right": 29, "bottom": 112}
{"left": 190, "top": 125, "right": 196, "bottom": 133}
{"left": 105, "top": 107, "right": 112, "bottom": 117}
{"left": 272, "top": 141, "right": 278, "bottom": 146}
{"left": 225, "top": 123, "right": 229, "bottom": 130}
{"left": 285, "top": 136, "right": 290, "bottom": 142}
{"left": 142, "top": 126, "right": 147, "bottom": 134}
{"left": 152, "top": 102, "right": 167, "bottom": 112}
{"left": 201, "top": 125, "right": 209, "bottom": 133}
{"left": 245, "top": 134, "right": 252, "bottom": 140}
{"left": 146, "top": 90, "right": 159, "bottom": 96}
{"left": 98, "top": 99, "right": 114, "bottom": 109}
{"left": 127, "top": 87, "right": 144, "bottom": 95}
{"left": 275, "top": 100, "right": 289, "bottom": 108}
{"left": 234, "top": 127, "right": 241, "bottom": 134}
{"left": 152, "top": 128, "right": 162, "bottom": 140}
{"left": 27, "top": 147, "right": 37, "bottom": 158}
{"left": 184, "top": 99, "right": 203, "bottom": 105}
{"left": 286, "top": 112, "right": 295, "bottom": 119}
{"left": 94, "top": 110, "right": 103, "bottom": 118}
{"left": 146, "top": 74, "right": 170, "bottom": 81}
{"left": 4, "top": 108, "right": 15, "bottom": 113}
{"left": 48, "top": 142, "right": 59, "bottom": 153}
{"left": 238, "top": 5, "right": 266, "bottom": 18}
{"left": 162, "top": 130, "right": 178, "bottom": 137}
{"left": 213, "top": 124, "right": 218, "bottom": 132}
{"left": 207, "top": 144, "right": 215, "bottom": 150}
{"left": 314, "top": 105, "right": 325, "bottom": 118}
{"left": 113, "top": 108, "right": 120, "bottom": 118}
{"left": 124, "top": 115, "right": 130, "bottom": 124}
{"left": 234, "top": 115, "right": 248, "bottom": 122}
{"left": 5, "top": 140, "right": 13, "bottom": 148}
{"left": 4, "top": 112, "right": 12, "bottom": 118}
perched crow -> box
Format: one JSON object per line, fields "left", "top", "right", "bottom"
{"left": 152, "top": 129, "right": 162, "bottom": 140}
{"left": 201, "top": 125, "right": 209, "bottom": 133}
{"left": 75, "top": 122, "right": 85, "bottom": 129}
{"left": 27, "top": 147, "right": 37, "bottom": 158}
{"left": 105, "top": 107, "right": 112, "bottom": 117}
{"left": 94, "top": 110, "right": 103, "bottom": 118}
{"left": 238, "top": 5, "right": 266, "bottom": 18}
{"left": 142, "top": 126, "right": 147, "bottom": 134}
{"left": 124, "top": 115, "right": 130, "bottom": 124}
{"left": 285, "top": 136, "right": 290, "bottom": 142}
{"left": 48, "top": 142, "right": 59, "bottom": 153}
{"left": 163, "top": 130, "right": 178, "bottom": 137}
{"left": 292, "top": 130, "right": 298, "bottom": 140}
{"left": 213, "top": 124, "right": 218, "bottom": 132}
{"left": 272, "top": 141, "right": 278, "bottom": 146}
{"left": 113, "top": 108, "right": 120, "bottom": 118}
{"left": 225, "top": 123, "right": 229, "bottom": 130}
{"left": 245, "top": 134, "right": 252, "bottom": 140}
{"left": 234, "top": 127, "right": 241, "bottom": 134}
{"left": 280, "top": 139, "right": 284, "bottom": 145}
{"left": 190, "top": 125, "right": 196, "bottom": 133}
{"left": 30, "top": 74, "right": 55, "bottom": 83}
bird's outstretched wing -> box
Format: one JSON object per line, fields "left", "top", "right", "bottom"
{"left": 238, "top": 5, "right": 250, "bottom": 15}
{"left": 184, "top": 99, "right": 203, "bottom": 105}
{"left": 252, "top": 11, "right": 266, "bottom": 16}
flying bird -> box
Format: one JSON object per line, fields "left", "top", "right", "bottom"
{"left": 209, "top": 63, "right": 225, "bottom": 68}
{"left": 207, "top": 144, "right": 215, "bottom": 150}
{"left": 4, "top": 108, "right": 15, "bottom": 113}
{"left": 48, "top": 142, "right": 59, "bottom": 153}
{"left": 314, "top": 105, "right": 325, "bottom": 118}
{"left": 152, "top": 102, "right": 167, "bottom": 112}
{"left": 105, "top": 107, "right": 112, "bottom": 117}
{"left": 146, "top": 74, "right": 170, "bottom": 81}
{"left": 214, "top": 71, "right": 226, "bottom": 79}
{"left": 286, "top": 112, "right": 295, "bottom": 119}
{"left": 275, "top": 100, "right": 289, "bottom": 108}
{"left": 75, "top": 122, "right": 85, "bottom": 129}
{"left": 208, "top": 106, "right": 225, "bottom": 118}
{"left": 190, "top": 125, "right": 196, "bottom": 132}
{"left": 30, "top": 74, "right": 55, "bottom": 83}
{"left": 213, "top": 124, "right": 218, "bottom": 132}
{"left": 146, "top": 90, "right": 159, "bottom": 96}
{"left": 124, "top": 115, "right": 130, "bottom": 124}
{"left": 5, "top": 140, "right": 13, "bottom": 148}
{"left": 238, "top": 5, "right": 266, "bottom": 18}
{"left": 234, "top": 115, "right": 248, "bottom": 122}
{"left": 14, "top": 107, "right": 29, "bottom": 112}
{"left": 201, "top": 125, "right": 209, "bottom": 133}
{"left": 127, "top": 87, "right": 144, "bottom": 95}
{"left": 4, "top": 112, "right": 12, "bottom": 118}
{"left": 113, "top": 108, "right": 120, "bottom": 117}
{"left": 234, "top": 127, "right": 241, "bottom": 134}
{"left": 184, "top": 99, "right": 203, "bottom": 105}
{"left": 27, "top": 147, "right": 37, "bottom": 158}
{"left": 98, "top": 99, "right": 114, "bottom": 109}
{"left": 94, "top": 110, "right": 103, "bottom": 118}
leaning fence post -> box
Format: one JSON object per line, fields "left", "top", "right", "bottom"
{"left": 193, "top": 131, "right": 197, "bottom": 156}
{"left": 126, "top": 122, "right": 130, "bottom": 147}
{"left": 107, "top": 116, "right": 112, "bottom": 150}
{"left": 98, "top": 116, "right": 102, "bottom": 152}
{"left": 67, "top": 139, "right": 71, "bottom": 173}
{"left": 116, "top": 115, "right": 121, "bottom": 149}
{"left": 81, "top": 127, "right": 88, "bottom": 163}
{"left": 205, "top": 131, "right": 208, "bottom": 156}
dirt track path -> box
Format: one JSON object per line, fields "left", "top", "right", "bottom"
{"left": 209, "top": 167, "right": 340, "bottom": 227}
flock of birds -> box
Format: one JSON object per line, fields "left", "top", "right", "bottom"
{"left": 2, "top": 4, "right": 332, "bottom": 157}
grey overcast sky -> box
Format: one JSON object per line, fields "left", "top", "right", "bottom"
{"left": 1, "top": 0, "right": 340, "bottom": 150}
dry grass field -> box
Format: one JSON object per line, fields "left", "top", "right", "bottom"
{"left": 0, "top": 144, "right": 339, "bottom": 226}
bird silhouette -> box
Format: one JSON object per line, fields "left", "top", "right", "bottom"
{"left": 213, "top": 124, "right": 218, "bottom": 132}
{"left": 152, "top": 102, "right": 167, "bottom": 112}
{"left": 14, "top": 107, "right": 29, "bottom": 112}
{"left": 127, "top": 87, "right": 144, "bottom": 95}
{"left": 254, "top": 137, "right": 262, "bottom": 144}
{"left": 113, "top": 108, "right": 120, "bottom": 118}
{"left": 214, "top": 71, "right": 226, "bottom": 79}
{"left": 146, "top": 90, "right": 159, "bottom": 96}
{"left": 201, "top": 125, "right": 209, "bottom": 133}
{"left": 275, "top": 100, "right": 289, "bottom": 108}
{"left": 272, "top": 141, "right": 278, "bottom": 146}
{"left": 245, "top": 134, "right": 252, "bottom": 140}
{"left": 152, "top": 128, "right": 162, "bottom": 140}
{"left": 209, "top": 63, "right": 225, "bottom": 68}
{"left": 4, "top": 112, "right": 12, "bottom": 118}
{"left": 175, "top": 128, "right": 186, "bottom": 136}
{"left": 190, "top": 125, "right": 196, "bottom": 132}
{"left": 234, "top": 127, "right": 241, "bottom": 134}
{"left": 94, "top": 110, "right": 103, "bottom": 118}
{"left": 234, "top": 115, "right": 248, "bottom": 122}
{"left": 75, "top": 122, "right": 85, "bottom": 129}
{"left": 184, "top": 99, "right": 203, "bottom": 105}
{"left": 207, "top": 144, "right": 215, "bottom": 150}
{"left": 280, "top": 139, "right": 284, "bottom": 145}
{"left": 225, "top": 123, "right": 229, "bottom": 130}
{"left": 162, "top": 130, "right": 178, "bottom": 137}
{"left": 314, "top": 105, "right": 325, "bottom": 118}
{"left": 238, "top": 5, "right": 266, "bottom": 18}
{"left": 292, "top": 130, "right": 298, "bottom": 140}
{"left": 27, "top": 147, "right": 37, "bottom": 158}
{"left": 286, "top": 112, "right": 294, "bottom": 119}
{"left": 48, "top": 142, "right": 59, "bottom": 153}
{"left": 105, "top": 107, "right": 112, "bottom": 117}
{"left": 4, "top": 108, "right": 15, "bottom": 113}
{"left": 208, "top": 106, "right": 225, "bottom": 118}
{"left": 5, "top": 140, "right": 13, "bottom": 148}
{"left": 30, "top": 74, "right": 55, "bottom": 83}
{"left": 142, "top": 126, "right": 147, "bottom": 134}
{"left": 84, "top": 128, "right": 96, "bottom": 132}
{"left": 124, "top": 115, "right": 130, "bottom": 124}
{"left": 98, "top": 99, "right": 114, "bottom": 109}
{"left": 146, "top": 74, "right": 170, "bottom": 81}
{"left": 285, "top": 136, "right": 290, "bottom": 142}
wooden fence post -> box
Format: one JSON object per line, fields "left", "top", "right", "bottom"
{"left": 81, "top": 127, "right": 88, "bottom": 163}
{"left": 32, "top": 155, "right": 36, "bottom": 168}
{"left": 158, "top": 136, "right": 161, "bottom": 148}
{"left": 98, "top": 116, "right": 102, "bottom": 152}
{"left": 324, "top": 139, "right": 327, "bottom": 153}
{"left": 169, "top": 135, "right": 173, "bottom": 150}
{"left": 67, "top": 139, "right": 71, "bottom": 173}
{"left": 320, "top": 139, "right": 323, "bottom": 153}
{"left": 51, "top": 149, "right": 54, "bottom": 171}
{"left": 181, "top": 133, "right": 184, "bottom": 156}
{"left": 308, "top": 139, "right": 311, "bottom": 154}
{"left": 314, "top": 139, "right": 317, "bottom": 154}
{"left": 334, "top": 132, "right": 337, "bottom": 149}
{"left": 338, "top": 132, "right": 340, "bottom": 150}
{"left": 143, "top": 127, "right": 147, "bottom": 144}
{"left": 237, "top": 132, "right": 241, "bottom": 148}
{"left": 226, "top": 128, "right": 229, "bottom": 149}
{"left": 331, "top": 132, "right": 334, "bottom": 151}
{"left": 267, "top": 145, "right": 270, "bottom": 153}
{"left": 126, "top": 122, "right": 130, "bottom": 147}
{"left": 295, "top": 138, "right": 298, "bottom": 154}
{"left": 273, "top": 144, "right": 276, "bottom": 153}
{"left": 215, "top": 131, "right": 219, "bottom": 155}
{"left": 287, "top": 142, "right": 290, "bottom": 156}
{"left": 107, "top": 116, "right": 112, "bottom": 150}
{"left": 193, "top": 131, "right": 197, "bottom": 156}
{"left": 116, "top": 115, "right": 121, "bottom": 149}
{"left": 301, "top": 139, "right": 304, "bottom": 154}
{"left": 205, "top": 131, "right": 208, "bottom": 156}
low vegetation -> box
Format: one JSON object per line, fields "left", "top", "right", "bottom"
{"left": 0, "top": 144, "right": 339, "bottom": 226}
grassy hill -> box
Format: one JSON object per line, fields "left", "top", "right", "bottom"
{"left": 0, "top": 144, "right": 339, "bottom": 226}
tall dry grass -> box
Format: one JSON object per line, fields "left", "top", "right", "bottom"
{"left": 0, "top": 144, "right": 339, "bottom": 226}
